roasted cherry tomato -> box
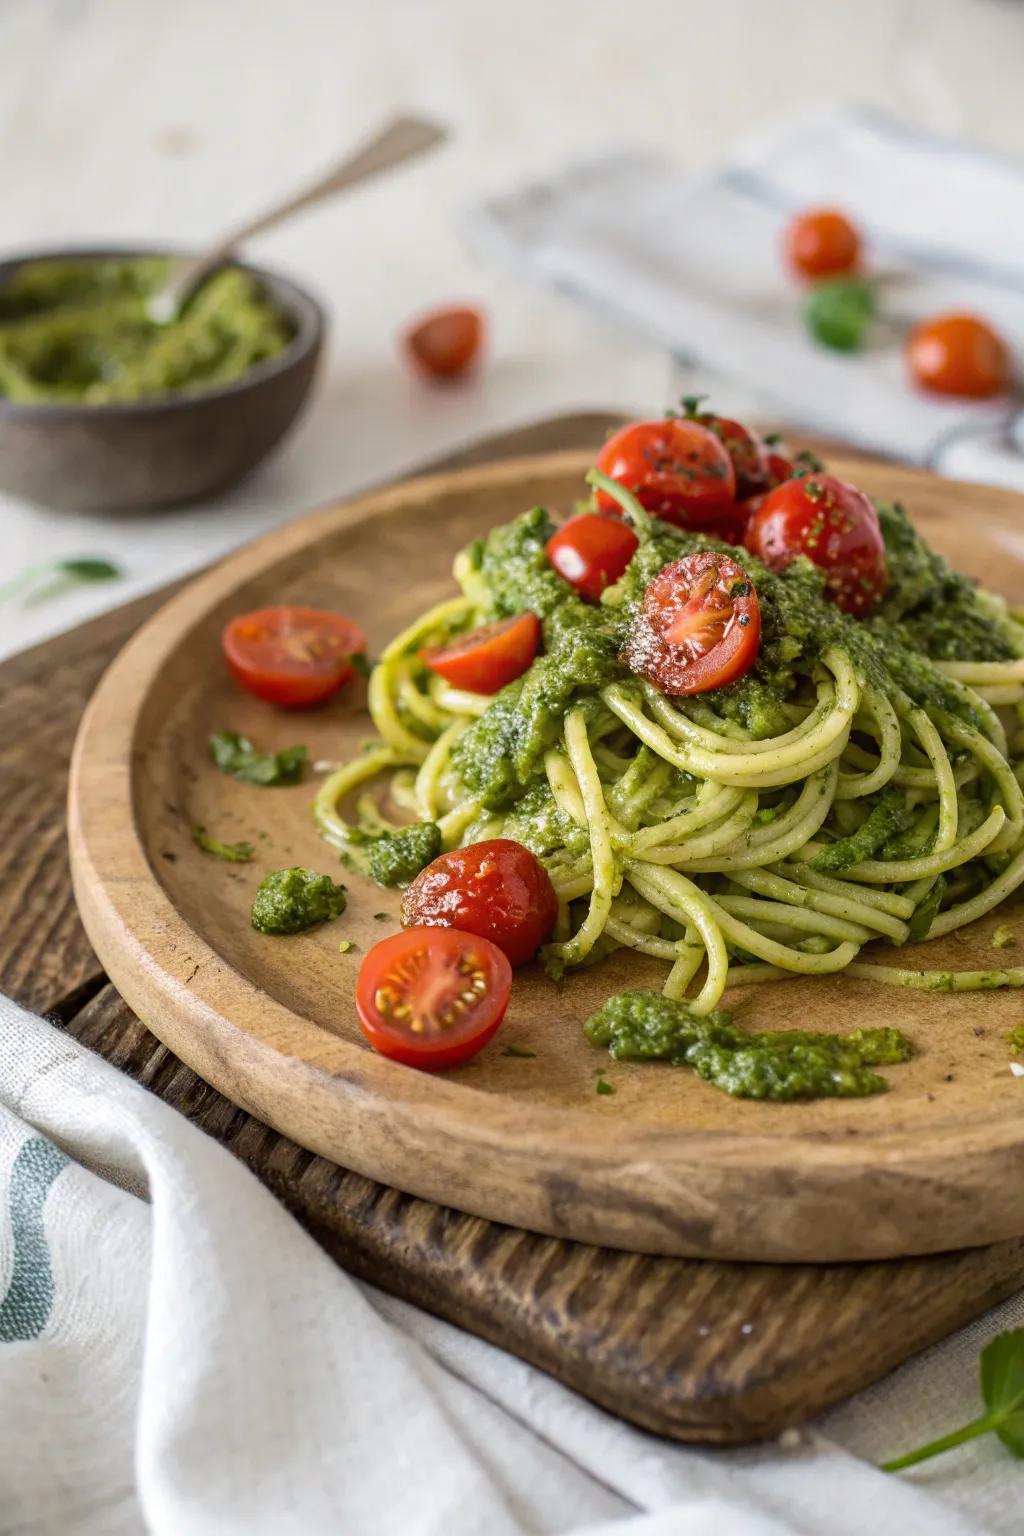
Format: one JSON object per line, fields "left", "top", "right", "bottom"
{"left": 546, "top": 513, "right": 638, "bottom": 603}
{"left": 420, "top": 612, "right": 539, "bottom": 694}
{"left": 222, "top": 606, "right": 368, "bottom": 709}
{"left": 404, "top": 305, "right": 484, "bottom": 379}
{"left": 745, "top": 474, "right": 887, "bottom": 617}
{"left": 905, "top": 312, "right": 1010, "bottom": 400}
{"left": 784, "top": 208, "right": 861, "bottom": 280}
{"left": 691, "top": 410, "right": 769, "bottom": 501}
{"left": 622, "top": 551, "right": 761, "bottom": 697}
{"left": 401, "top": 838, "right": 557, "bottom": 966}
{"left": 356, "top": 926, "right": 512, "bottom": 1070}
{"left": 594, "top": 418, "right": 738, "bottom": 535}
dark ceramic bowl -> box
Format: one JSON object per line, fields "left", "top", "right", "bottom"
{"left": 0, "top": 247, "right": 325, "bottom": 513}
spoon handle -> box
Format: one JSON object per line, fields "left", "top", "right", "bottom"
{"left": 149, "top": 115, "right": 446, "bottom": 322}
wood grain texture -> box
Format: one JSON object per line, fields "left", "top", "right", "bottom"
{"left": 68, "top": 447, "right": 1024, "bottom": 1262}
{"left": 3, "top": 412, "right": 1023, "bottom": 1444}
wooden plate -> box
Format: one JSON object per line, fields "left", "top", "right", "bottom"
{"left": 69, "top": 451, "right": 1024, "bottom": 1262}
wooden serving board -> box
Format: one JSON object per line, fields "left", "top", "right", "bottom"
{"left": 8, "top": 414, "right": 1024, "bottom": 1443}
{"left": 68, "top": 440, "right": 1024, "bottom": 1264}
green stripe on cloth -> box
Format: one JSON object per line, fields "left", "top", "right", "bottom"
{"left": 0, "top": 1134, "right": 69, "bottom": 1341}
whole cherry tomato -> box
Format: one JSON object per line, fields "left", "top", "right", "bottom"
{"left": 594, "top": 418, "right": 739, "bottom": 536}
{"left": 222, "top": 607, "right": 367, "bottom": 709}
{"left": 745, "top": 474, "right": 887, "bottom": 617}
{"left": 905, "top": 312, "right": 1010, "bottom": 400}
{"left": 690, "top": 409, "right": 769, "bottom": 500}
{"left": 404, "top": 306, "right": 484, "bottom": 379}
{"left": 401, "top": 838, "right": 557, "bottom": 966}
{"left": 356, "top": 926, "right": 511, "bottom": 1070}
{"left": 622, "top": 551, "right": 761, "bottom": 697}
{"left": 420, "top": 612, "right": 539, "bottom": 694}
{"left": 784, "top": 208, "right": 861, "bottom": 281}
{"left": 546, "top": 513, "right": 638, "bottom": 602}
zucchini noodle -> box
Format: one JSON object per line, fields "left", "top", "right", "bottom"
{"left": 314, "top": 485, "right": 1024, "bottom": 1017}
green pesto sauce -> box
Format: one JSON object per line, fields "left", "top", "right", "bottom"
{"left": 448, "top": 497, "right": 1020, "bottom": 813}
{"left": 1008, "top": 1024, "right": 1024, "bottom": 1054}
{"left": 251, "top": 867, "right": 347, "bottom": 935}
{"left": 0, "top": 258, "right": 293, "bottom": 404}
{"left": 364, "top": 822, "right": 441, "bottom": 887}
{"left": 585, "top": 991, "right": 913, "bottom": 1101}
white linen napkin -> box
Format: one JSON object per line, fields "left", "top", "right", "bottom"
{"left": 465, "top": 107, "right": 1024, "bottom": 490}
{"left": 2, "top": 992, "right": 1023, "bottom": 1535}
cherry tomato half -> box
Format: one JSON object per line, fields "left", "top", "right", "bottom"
{"left": 905, "top": 312, "right": 1010, "bottom": 400}
{"left": 401, "top": 838, "right": 557, "bottom": 966}
{"left": 594, "top": 418, "right": 738, "bottom": 535}
{"left": 420, "top": 611, "right": 540, "bottom": 694}
{"left": 222, "top": 607, "right": 368, "bottom": 709}
{"left": 622, "top": 551, "right": 761, "bottom": 697}
{"left": 694, "top": 412, "right": 769, "bottom": 501}
{"left": 745, "top": 474, "right": 887, "bottom": 617}
{"left": 356, "top": 926, "right": 512, "bottom": 1070}
{"left": 546, "top": 513, "right": 638, "bottom": 603}
{"left": 784, "top": 208, "right": 861, "bottom": 281}
{"left": 404, "top": 305, "right": 484, "bottom": 379}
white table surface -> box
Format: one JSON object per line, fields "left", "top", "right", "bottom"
{"left": 3, "top": 0, "right": 1024, "bottom": 659}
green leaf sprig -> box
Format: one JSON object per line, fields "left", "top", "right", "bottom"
{"left": 803, "top": 277, "right": 875, "bottom": 353}
{"left": 882, "top": 1329, "right": 1024, "bottom": 1472}
{"left": 0, "top": 556, "right": 122, "bottom": 606}
{"left": 209, "top": 731, "right": 307, "bottom": 787}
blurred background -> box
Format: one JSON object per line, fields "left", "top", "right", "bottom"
{"left": 3, "top": 0, "right": 1024, "bottom": 654}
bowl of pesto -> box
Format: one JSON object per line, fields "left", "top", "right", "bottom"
{"left": 0, "top": 249, "right": 324, "bottom": 511}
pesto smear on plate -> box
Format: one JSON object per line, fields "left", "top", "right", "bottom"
{"left": 0, "top": 257, "right": 293, "bottom": 404}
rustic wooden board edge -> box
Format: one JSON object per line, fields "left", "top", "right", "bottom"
{"left": 68, "top": 448, "right": 1024, "bottom": 1262}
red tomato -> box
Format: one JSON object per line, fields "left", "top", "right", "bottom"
{"left": 695, "top": 412, "right": 769, "bottom": 501}
{"left": 546, "top": 513, "right": 638, "bottom": 602}
{"left": 594, "top": 418, "right": 738, "bottom": 535}
{"left": 784, "top": 208, "right": 861, "bottom": 280}
{"left": 622, "top": 551, "right": 761, "bottom": 697}
{"left": 222, "top": 607, "right": 368, "bottom": 709}
{"left": 905, "top": 312, "right": 1010, "bottom": 400}
{"left": 420, "top": 612, "right": 539, "bottom": 694}
{"left": 762, "top": 445, "right": 795, "bottom": 487}
{"left": 404, "top": 305, "right": 484, "bottom": 379}
{"left": 355, "top": 926, "right": 512, "bottom": 1070}
{"left": 745, "top": 474, "right": 888, "bottom": 617}
{"left": 401, "top": 838, "right": 557, "bottom": 966}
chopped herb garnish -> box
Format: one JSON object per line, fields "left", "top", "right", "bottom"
{"left": 338, "top": 939, "right": 353, "bottom": 954}
{"left": 209, "top": 731, "right": 307, "bottom": 786}
{"left": 596, "top": 1076, "right": 616, "bottom": 1096}
{"left": 882, "top": 1329, "right": 1024, "bottom": 1472}
{"left": 502, "top": 1043, "right": 537, "bottom": 1059}
{"left": 993, "top": 923, "right": 1015, "bottom": 950}
{"left": 373, "top": 912, "right": 390, "bottom": 922}
{"left": 191, "top": 825, "right": 254, "bottom": 862}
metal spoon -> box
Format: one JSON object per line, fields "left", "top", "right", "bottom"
{"left": 147, "top": 115, "right": 447, "bottom": 324}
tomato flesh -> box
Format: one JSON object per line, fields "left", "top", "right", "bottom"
{"left": 223, "top": 607, "right": 368, "bottom": 709}
{"left": 784, "top": 208, "right": 861, "bottom": 280}
{"left": 905, "top": 312, "right": 1010, "bottom": 399}
{"left": 745, "top": 474, "right": 888, "bottom": 617}
{"left": 404, "top": 306, "right": 484, "bottom": 379}
{"left": 546, "top": 513, "right": 638, "bottom": 602}
{"left": 420, "top": 612, "right": 539, "bottom": 694}
{"left": 594, "top": 418, "right": 739, "bottom": 535}
{"left": 356, "top": 926, "right": 512, "bottom": 1070}
{"left": 622, "top": 552, "right": 761, "bottom": 697}
{"left": 401, "top": 838, "right": 557, "bottom": 966}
